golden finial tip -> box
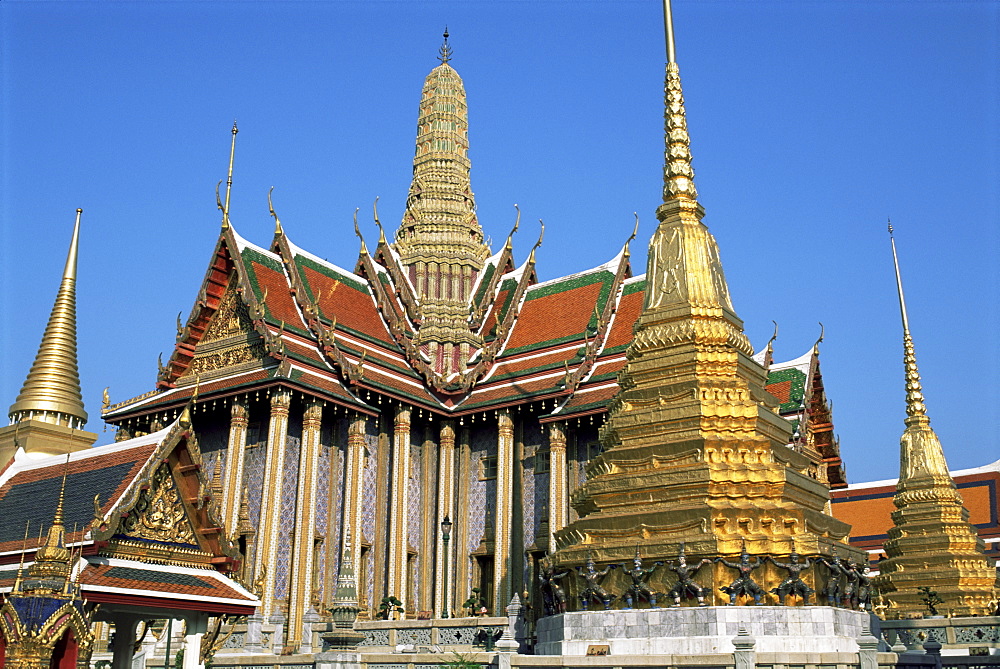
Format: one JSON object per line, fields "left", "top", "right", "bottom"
{"left": 76, "top": 208, "right": 83, "bottom": 214}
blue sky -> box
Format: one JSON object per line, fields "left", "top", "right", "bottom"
{"left": 1, "top": 1, "right": 997, "bottom": 483}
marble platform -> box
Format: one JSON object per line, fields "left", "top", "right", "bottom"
{"left": 535, "top": 606, "right": 869, "bottom": 655}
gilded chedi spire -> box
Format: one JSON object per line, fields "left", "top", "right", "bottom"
{"left": 393, "top": 31, "right": 491, "bottom": 374}
{"left": 552, "top": 0, "right": 860, "bottom": 582}
{"left": 8, "top": 209, "right": 88, "bottom": 429}
{"left": 874, "top": 224, "right": 997, "bottom": 617}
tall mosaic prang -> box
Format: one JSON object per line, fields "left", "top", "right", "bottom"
{"left": 872, "top": 225, "right": 998, "bottom": 617}
{"left": 552, "top": 0, "right": 863, "bottom": 582}
{"left": 392, "top": 30, "right": 492, "bottom": 379}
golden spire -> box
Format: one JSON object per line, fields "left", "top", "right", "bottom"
{"left": 8, "top": 209, "right": 88, "bottom": 429}
{"left": 643, "top": 0, "right": 737, "bottom": 318}
{"left": 661, "top": 0, "right": 697, "bottom": 203}
{"left": 223, "top": 120, "right": 238, "bottom": 224}
{"left": 28, "top": 457, "right": 73, "bottom": 583}
{"left": 887, "top": 222, "right": 949, "bottom": 477}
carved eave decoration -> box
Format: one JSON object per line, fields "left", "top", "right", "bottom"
{"left": 156, "top": 226, "right": 284, "bottom": 391}
{"left": 92, "top": 416, "right": 243, "bottom": 572}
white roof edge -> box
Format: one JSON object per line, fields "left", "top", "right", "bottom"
{"left": 0, "top": 425, "right": 172, "bottom": 489}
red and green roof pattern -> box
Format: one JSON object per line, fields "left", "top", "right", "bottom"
{"left": 105, "top": 224, "right": 840, "bottom": 448}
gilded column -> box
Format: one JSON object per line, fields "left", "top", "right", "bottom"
{"left": 547, "top": 422, "right": 568, "bottom": 554}
{"left": 435, "top": 420, "right": 456, "bottom": 617}
{"left": 287, "top": 399, "right": 323, "bottom": 651}
{"left": 420, "top": 426, "right": 436, "bottom": 612}
{"left": 343, "top": 414, "right": 367, "bottom": 598}
{"left": 255, "top": 389, "right": 291, "bottom": 620}
{"left": 222, "top": 400, "right": 249, "bottom": 533}
{"left": 493, "top": 409, "right": 514, "bottom": 613}
{"left": 387, "top": 405, "right": 412, "bottom": 611}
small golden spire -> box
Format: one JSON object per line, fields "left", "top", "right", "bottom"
{"left": 223, "top": 120, "right": 239, "bottom": 224}
{"left": 8, "top": 209, "right": 88, "bottom": 428}
{"left": 438, "top": 26, "right": 453, "bottom": 64}
{"left": 28, "top": 456, "right": 73, "bottom": 583}
{"left": 888, "top": 221, "right": 928, "bottom": 422}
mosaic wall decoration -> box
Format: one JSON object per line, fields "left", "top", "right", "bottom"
{"left": 468, "top": 424, "right": 497, "bottom": 550}
{"left": 361, "top": 420, "right": 379, "bottom": 606}
{"left": 408, "top": 440, "right": 422, "bottom": 606}
{"left": 243, "top": 440, "right": 267, "bottom": 529}
{"left": 274, "top": 431, "right": 301, "bottom": 601}
{"left": 955, "top": 624, "right": 1000, "bottom": 643}
{"left": 438, "top": 626, "right": 477, "bottom": 644}
{"left": 314, "top": 441, "right": 332, "bottom": 604}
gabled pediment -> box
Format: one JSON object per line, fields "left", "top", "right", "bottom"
{"left": 180, "top": 279, "right": 268, "bottom": 381}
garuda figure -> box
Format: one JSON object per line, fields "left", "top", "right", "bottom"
{"left": 576, "top": 553, "right": 618, "bottom": 610}
{"left": 768, "top": 552, "right": 814, "bottom": 606}
{"left": 717, "top": 544, "right": 765, "bottom": 605}
{"left": 666, "top": 543, "right": 712, "bottom": 607}
{"left": 621, "top": 547, "right": 663, "bottom": 608}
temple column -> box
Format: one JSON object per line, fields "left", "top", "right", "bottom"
{"left": 255, "top": 388, "right": 291, "bottom": 620}
{"left": 342, "top": 414, "right": 367, "bottom": 606}
{"left": 222, "top": 400, "right": 249, "bottom": 531}
{"left": 493, "top": 409, "right": 514, "bottom": 613}
{"left": 387, "top": 404, "right": 412, "bottom": 613}
{"left": 288, "top": 399, "right": 323, "bottom": 652}
{"left": 547, "top": 422, "right": 568, "bottom": 554}
{"left": 108, "top": 615, "right": 140, "bottom": 669}
{"left": 181, "top": 614, "right": 208, "bottom": 669}
{"left": 435, "top": 420, "right": 456, "bottom": 617}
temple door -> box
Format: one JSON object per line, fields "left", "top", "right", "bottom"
{"left": 49, "top": 629, "right": 78, "bottom": 669}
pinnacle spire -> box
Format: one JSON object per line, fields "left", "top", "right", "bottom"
{"left": 874, "top": 222, "right": 998, "bottom": 617}
{"left": 661, "top": 0, "right": 697, "bottom": 203}
{"left": 223, "top": 120, "right": 238, "bottom": 225}
{"left": 438, "top": 26, "right": 453, "bottom": 64}
{"left": 887, "top": 223, "right": 949, "bottom": 478}
{"left": 9, "top": 210, "right": 88, "bottom": 429}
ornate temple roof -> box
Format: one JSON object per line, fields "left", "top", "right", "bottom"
{"left": 0, "top": 413, "right": 259, "bottom": 615}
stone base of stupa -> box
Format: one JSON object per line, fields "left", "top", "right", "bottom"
{"left": 535, "top": 606, "right": 870, "bottom": 655}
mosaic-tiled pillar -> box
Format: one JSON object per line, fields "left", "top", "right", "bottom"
{"left": 222, "top": 400, "right": 249, "bottom": 532}
{"left": 342, "top": 414, "right": 367, "bottom": 598}
{"left": 547, "top": 422, "right": 568, "bottom": 554}
{"left": 435, "top": 420, "right": 456, "bottom": 617}
{"left": 387, "top": 404, "right": 411, "bottom": 612}
{"left": 256, "top": 388, "right": 291, "bottom": 620}
{"left": 493, "top": 409, "right": 514, "bottom": 613}
{"left": 287, "top": 399, "right": 323, "bottom": 651}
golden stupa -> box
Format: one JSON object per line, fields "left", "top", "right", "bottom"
{"left": 872, "top": 226, "right": 998, "bottom": 617}
{"left": 550, "top": 0, "right": 864, "bottom": 604}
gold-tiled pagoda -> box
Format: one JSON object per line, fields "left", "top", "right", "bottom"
{"left": 551, "top": 1, "right": 863, "bottom": 597}
{"left": 872, "top": 228, "right": 998, "bottom": 617}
